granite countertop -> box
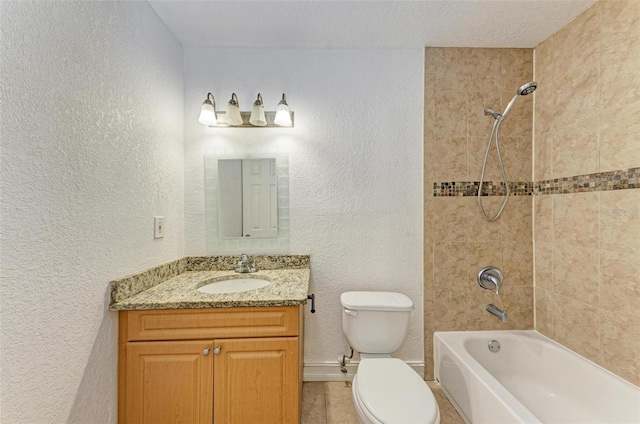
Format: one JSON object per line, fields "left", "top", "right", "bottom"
{"left": 108, "top": 255, "right": 310, "bottom": 311}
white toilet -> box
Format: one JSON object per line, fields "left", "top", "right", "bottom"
{"left": 341, "top": 291, "right": 440, "bottom": 424}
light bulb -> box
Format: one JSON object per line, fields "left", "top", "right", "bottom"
{"left": 274, "top": 93, "right": 292, "bottom": 126}
{"left": 225, "top": 93, "right": 243, "bottom": 126}
{"left": 249, "top": 93, "right": 267, "bottom": 127}
{"left": 198, "top": 93, "right": 217, "bottom": 126}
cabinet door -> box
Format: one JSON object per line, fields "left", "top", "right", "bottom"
{"left": 214, "top": 337, "right": 299, "bottom": 424}
{"left": 126, "top": 341, "right": 213, "bottom": 424}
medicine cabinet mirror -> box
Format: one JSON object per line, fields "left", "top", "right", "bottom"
{"left": 204, "top": 152, "right": 289, "bottom": 253}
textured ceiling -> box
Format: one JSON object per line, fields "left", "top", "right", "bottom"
{"left": 148, "top": 0, "right": 597, "bottom": 48}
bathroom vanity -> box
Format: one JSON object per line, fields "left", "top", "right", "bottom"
{"left": 109, "top": 256, "right": 310, "bottom": 424}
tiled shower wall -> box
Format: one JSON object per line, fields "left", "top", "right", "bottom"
{"left": 533, "top": 0, "right": 640, "bottom": 386}
{"left": 424, "top": 47, "right": 534, "bottom": 379}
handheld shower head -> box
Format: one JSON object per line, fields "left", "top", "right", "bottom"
{"left": 502, "top": 81, "right": 538, "bottom": 119}
{"left": 517, "top": 81, "right": 537, "bottom": 96}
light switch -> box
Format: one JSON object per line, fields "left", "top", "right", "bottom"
{"left": 154, "top": 216, "right": 165, "bottom": 239}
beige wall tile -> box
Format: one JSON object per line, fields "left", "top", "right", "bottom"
{"left": 499, "top": 99, "right": 533, "bottom": 140}
{"left": 434, "top": 90, "right": 468, "bottom": 138}
{"left": 424, "top": 334, "right": 434, "bottom": 380}
{"left": 502, "top": 137, "right": 533, "bottom": 181}
{"left": 552, "top": 244, "right": 600, "bottom": 306}
{"left": 502, "top": 196, "right": 532, "bottom": 242}
{"left": 433, "top": 197, "right": 467, "bottom": 242}
{"left": 433, "top": 242, "right": 467, "bottom": 286}
{"left": 600, "top": 189, "right": 640, "bottom": 254}
{"left": 601, "top": 0, "right": 640, "bottom": 37}
{"left": 424, "top": 202, "right": 434, "bottom": 245}
{"left": 553, "top": 293, "right": 601, "bottom": 362}
{"left": 534, "top": 242, "right": 553, "bottom": 291}
{"left": 469, "top": 288, "right": 507, "bottom": 330}
{"left": 534, "top": 131, "right": 553, "bottom": 181}
{"left": 552, "top": 2, "right": 601, "bottom": 76}
{"left": 601, "top": 310, "right": 640, "bottom": 387}
{"left": 531, "top": 0, "right": 640, "bottom": 386}
{"left": 552, "top": 119, "right": 599, "bottom": 177}
{"left": 502, "top": 49, "right": 534, "bottom": 95}
{"left": 599, "top": 101, "right": 640, "bottom": 172}
{"left": 468, "top": 136, "right": 502, "bottom": 182}
{"left": 553, "top": 61, "right": 599, "bottom": 130}
{"left": 433, "top": 285, "right": 469, "bottom": 331}
{"left": 468, "top": 91, "right": 501, "bottom": 138}
{"left": 433, "top": 137, "right": 468, "bottom": 181}
{"left": 502, "top": 285, "right": 534, "bottom": 329}
{"left": 502, "top": 239, "right": 533, "bottom": 287}
{"left": 553, "top": 192, "right": 600, "bottom": 248}
{"left": 600, "top": 31, "right": 640, "bottom": 112}
{"left": 467, "top": 196, "right": 502, "bottom": 242}
{"left": 534, "top": 39, "right": 554, "bottom": 87}
{"left": 600, "top": 250, "right": 640, "bottom": 320}
{"left": 467, "top": 49, "right": 502, "bottom": 93}
{"left": 533, "top": 85, "right": 554, "bottom": 140}
{"left": 534, "top": 195, "right": 552, "bottom": 243}
{"left": 424, "top": 241, "right": 434, "bottom": 290}
{"left": 468, "top": 241, "right": 503, "bottom": 284}
{"left": 431, "top": 47, "right": 471, "bottom": 93}
{"left": 535, "top": 287, "right": 554, "bottom": 337}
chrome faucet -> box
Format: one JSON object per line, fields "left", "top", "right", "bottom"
{"left": 487, "top": 304, "right": 508, "bottom": 322}
{"left": 235, "top": 254, "right": 257, "bottom": 273}
{"left": 477, "top": 266, "right": 503, "bottom": 296}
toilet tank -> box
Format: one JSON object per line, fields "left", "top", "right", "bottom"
{"left": 340, "top": 291, "right": 413, "bottom": 354}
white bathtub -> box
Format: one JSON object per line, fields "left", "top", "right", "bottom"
{"left": 434, "top": 330, "right": 640, "bottom": 424}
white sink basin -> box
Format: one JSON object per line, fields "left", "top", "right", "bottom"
{"left": 197, "top": 278, "right": 270, "bottom": 294}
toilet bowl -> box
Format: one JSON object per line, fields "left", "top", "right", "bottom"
{"left": 340, "top": 291, "right": 440, "bottom": 424}
{"left": 352, "top": 358, "right": 440, "bottom": 424}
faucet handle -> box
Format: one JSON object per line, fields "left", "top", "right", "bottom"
{"left": 477, "top": 266, "right": 503, "bottom": 296}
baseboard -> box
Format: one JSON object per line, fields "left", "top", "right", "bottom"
{"left": 303, "top": 360, "right": 425, "bottom": 382}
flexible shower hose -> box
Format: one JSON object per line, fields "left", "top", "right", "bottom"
{"left": 478, "top": 118, "right": 510, "bottom": 222}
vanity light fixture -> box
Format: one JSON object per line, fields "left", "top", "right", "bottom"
{"left": 225, "top": 93, "right": 244, "bottom": 126}
{"left": 198, "top": 93, "right": 218, "bottom": 126}
{"left": 249, "top": 93, "right": 267, "bottom": 127}
{"left": 274, "top": 93, "right": 292, "bottom": 127}
{"left": 199, "top": 92, "right": 294, "bottom": 127}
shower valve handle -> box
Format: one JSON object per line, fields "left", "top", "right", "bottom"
{"left": 478, "top": 266, "right": 503, "bottom": 296}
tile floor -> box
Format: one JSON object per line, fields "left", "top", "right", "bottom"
{"left": 301, "top": 381, "right": 464, "bottom": 424}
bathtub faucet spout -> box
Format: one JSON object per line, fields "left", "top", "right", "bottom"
{"left": 487, "top": 304, "right": 508, "bottom": 322}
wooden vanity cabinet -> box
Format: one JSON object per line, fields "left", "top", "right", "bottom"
{"left": 119, "top": 306, "right": 303, "bottom": 424}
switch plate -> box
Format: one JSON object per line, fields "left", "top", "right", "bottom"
{"left": 154, "top": 216, "right": 165, "bottom": 239}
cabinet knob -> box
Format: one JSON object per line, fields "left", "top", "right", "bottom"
{"left": 202, "top": 347, "right": 210, "bottom": 356}
{"left": 213, "top": 346, "right": 221, "bottom": 355}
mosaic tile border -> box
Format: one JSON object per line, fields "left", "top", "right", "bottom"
{"left": 533, "top": 167, "right": 639, "bottom": 195}
{"left": 433, "top": 181, "right": 533, "bottom": 197}
{"left": 433, "top": 167, "right": 639, "bottom": 197}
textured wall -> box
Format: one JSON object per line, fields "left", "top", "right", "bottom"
{"left": 0, "top": 2, "right": 184, "bottom": 422}
{"left": 533, "top": 0, "right": 640, "bottom": 386}
{"left": 424, "top": 47, "right": 534, "bottom": 379}
{"left": 183, "top": 48, "right": 425, "bottom": 369}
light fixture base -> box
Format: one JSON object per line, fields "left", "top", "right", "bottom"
{"left": 209, "top": 111, "right": 294, "bottom": 128}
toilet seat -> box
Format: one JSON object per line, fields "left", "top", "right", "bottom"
{"left": 353, "top": 358, "right": 440, "bottom": 424}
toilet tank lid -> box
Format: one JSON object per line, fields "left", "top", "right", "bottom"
{"left": 340, "top": 291, "right": 413, "bottom": 311}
